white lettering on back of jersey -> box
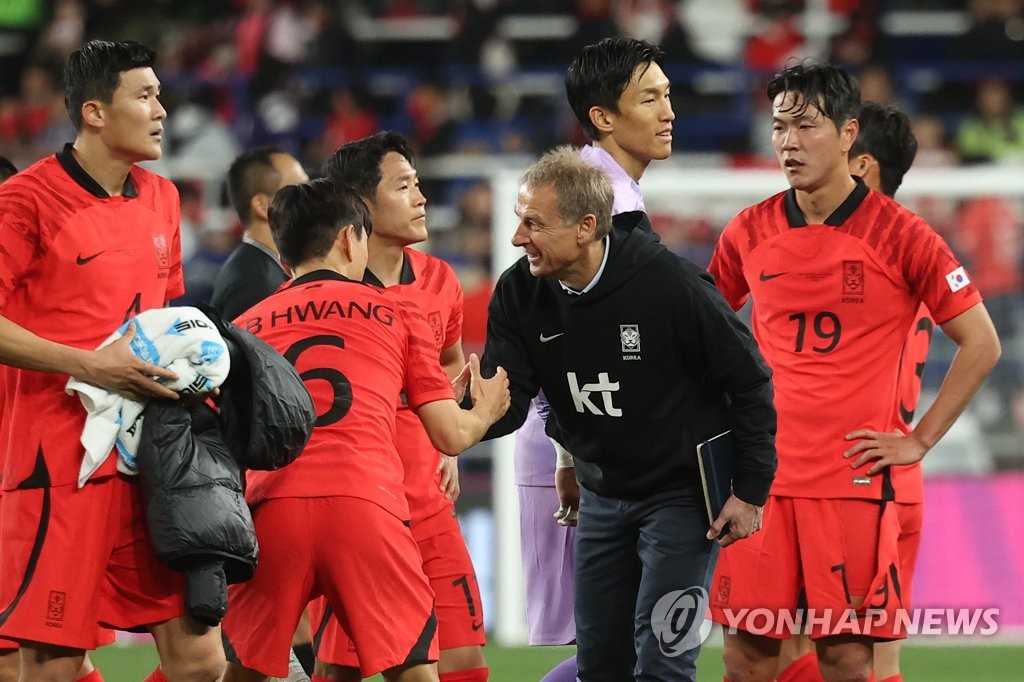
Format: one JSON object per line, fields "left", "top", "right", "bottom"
{"left": 567, "top": 372, "right": 623, "bottom": 417}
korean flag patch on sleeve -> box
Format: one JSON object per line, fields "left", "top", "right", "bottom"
{"left": 945, "top": 266, "right": 971, "bottom": 292}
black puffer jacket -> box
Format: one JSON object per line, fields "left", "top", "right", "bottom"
{"left": 136, "top": 309, "right": 316, "bottom": 625}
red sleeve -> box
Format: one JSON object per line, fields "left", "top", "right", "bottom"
{"left": 900, "top": 216, "right": 982, "bottom": 325}
{"left": 0, "top": 181, "right": 43, "bottom": 310}
{"left": 399, "top": 299, "right": 455, "bottom": 408}
{"left": 444, "top": 265, "right": 464, "bottom": 347}
{"left": 163, "top": 181, "right": 185, "bottom": 301}
{"left": 708, "top": 214, "right": 751, "bottom": 312}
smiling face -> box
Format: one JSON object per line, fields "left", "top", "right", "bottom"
{"left": 367, "top": 151, "right": 427, "bottom": 246}
{"left": 772, "top": 91, "right": 857, "bottom": 193}
{"left": 512, "top": 182, "right": 585, "bottom": 281}
{"left": 95, "top": 67, "right": 166, "bottom": 163}
{"left": 600, "top": 61, "right": 675, "bottom": 172}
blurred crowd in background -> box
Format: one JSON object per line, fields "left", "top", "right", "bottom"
{"left": 1, "top": 0, "right": 1022, "bottom": 466}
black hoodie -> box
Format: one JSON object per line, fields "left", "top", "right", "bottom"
{"left": 483, "top": 211, "right": 777, "bottom": 504}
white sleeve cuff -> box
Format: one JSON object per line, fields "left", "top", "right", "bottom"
{"left": 550, "top": 437, "right": 574, "bottom": 469}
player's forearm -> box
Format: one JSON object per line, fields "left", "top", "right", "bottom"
{"left": 0, "top": 316, "right": 90, "bottom": 376}
{"left": 912, "top": 331, "right": 1000, "bottom": 451}
{"left": 430, "top": 407, "right": 491, "bottom": 455}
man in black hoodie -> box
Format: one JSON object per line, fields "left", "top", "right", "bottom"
{"left": 482, "top": 147, "right": 777, "bottom": 682}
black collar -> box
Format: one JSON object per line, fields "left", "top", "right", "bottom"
{"left": 784, "top": 175, "right": 869, "bottom": 228}
{"left": 363, "top": 252, "right": 415, "bottom": 288}
{"left": 56, "top": 143, "right": 138, "bottom": 199}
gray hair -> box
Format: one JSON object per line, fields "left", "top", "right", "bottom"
{"left": 520, "top": 146, "right": 614, "bottom": 239}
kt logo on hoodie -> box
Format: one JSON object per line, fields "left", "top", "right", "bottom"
{"left": 567, "top": 372, "right": 623, "bottom": 417}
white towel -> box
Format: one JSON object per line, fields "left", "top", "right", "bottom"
{"left": 67, "top": 307, "right": 231, "bottom": 487}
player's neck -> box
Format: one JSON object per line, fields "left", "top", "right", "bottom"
{"left": 293, "top": 256, "right": 362, "bottom": 281}
{"left": 70, "top": 137, "right": 134, "bottom": 197}
{"left": 366, "top": 236, "right": 407, "bottom": 287}
{"left": 595, "top": 139, "right": 650, "bottom": 183}
{"left": 243, "top": 221, "right": 278, "bottom": 256}
{"left": 795, "top": 173, "right": 857, "bottom": 225}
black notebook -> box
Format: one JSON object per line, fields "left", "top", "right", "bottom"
{"left": 696, "top": 430, "right": 735, "bottom": 526}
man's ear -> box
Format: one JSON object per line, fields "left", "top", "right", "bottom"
{"left": 840, "top": 117, "right": 860, "bottom": 154}
{"left": 588, "top": 106, "right": 614, "bottom": 136}
{"left": 576, "top": 213, "right": 599, "bottom": 244}
{"left": 251, "top": 193, "right": 271, "bottom": 222}
{"left": 337, "top": 224, "right": 355, "bottom": 260}
{"left": 849, "top": 153, "right": 872, "bottom": 176}
{"left": 81, "top": 100, "right": 104, "bottom": 129}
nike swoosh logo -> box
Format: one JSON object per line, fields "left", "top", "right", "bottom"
{"left": 539, "top": 332, "right": 565, "bottom": 343}
{"left": 899, "top": 402, "right": 915, "bottom": 425}
{"left": 759, "top": 270, "right": 787, "bottom": 281}
{"left": 471, "top": 620, "right": 484, "bottom": 631}
{"left": 76, "top": 251, "right": 105, "bottom": 265}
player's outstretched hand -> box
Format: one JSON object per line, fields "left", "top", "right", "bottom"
{"left": 553, "top": 467, "right": 580, "bottom": 527}
{"left": 843, "top": 428, "right": 929, "bottom": 475}
{"left": 468, "top": 353, "right": 510, "bottom": 424}
{"left": 82, "top": 322, "right": 180, "bottom": 401}
{"left": 707, "top": 495, "right": 763, "bottom": 548}
{"left": 437, "top": 454, "right": 461, "bottom": 502}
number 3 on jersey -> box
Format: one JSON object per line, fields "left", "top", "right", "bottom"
{"left": 788, "top": 311, "right": 842, "bottom": 353}
{"left": 284, "top": 335, "right": 353, "bottom": 427}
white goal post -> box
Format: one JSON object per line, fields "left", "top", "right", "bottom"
{"left": 484, "top": 163, "right": 1024, "bottom": 646}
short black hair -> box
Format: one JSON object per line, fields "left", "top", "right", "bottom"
{"left": 0, "top": 155, "right": 16, "bottom": 183}
{"left": 766, "top": 61, "right": 860, "bottom": 133}
{"left": 63, "top": 40, "right": 157, "bottom": 131}
{"left": 227, "top": 146, "right": 287, "bottom": 224}
{"left": 269, "top": 178, "right": 372, "bottom": 269}
{"left": 323, "top": 131, "right": 414, "bottom": 201}
{"left": 850, "top": 102, "right": 918, "bottom": 198}
{"left": 566, "top": 37, "right": 666, "bottom": 141}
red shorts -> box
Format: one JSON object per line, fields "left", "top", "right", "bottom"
{"left": 895, "top": 501, "right": 923, "bottom": 609}
{"left": 709, "top": 496, "right": 905, "bottom": 640}
{"left": 312, "top": 507, "right": 485, "bottom": 668}
{"left": 0, "top": 477, "right": 185, "bottom": 648}
{"left": 223, "top": 496, "right": 437, "bottom": 678}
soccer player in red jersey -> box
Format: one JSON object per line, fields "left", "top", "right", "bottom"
{"left": 707, "top": 63, "right": 1001, "bottom": 682}
{"left": 221, "top": 179, "right": 509, "bottom": 682}
{"left": 0, "top": 41, "right": 226, "bottom": 682}
{"left": 316, "top": 131, "right": 489, "bottom": 682}
{"left": 776, "top": 102, "right": 931, "bottom": 682}
{"left": 0, "top": 154, "right": 114, "bottom": 682}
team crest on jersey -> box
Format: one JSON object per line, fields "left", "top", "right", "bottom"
{"left": 620, "top": 324, "right": 641, "bottom": 360}
{"left": 427, "top": 311, "right": 444, "bottom": 345}
{"left": 716, "top": 576, "right": 731, "bottom": 605}
{"left": 47, "top": 590, "right": 66, "bottom": 623}
{"left": 153, "top": 233, "right": 170, "bottom": 269}
{"left": 842, "top": 260, "right": 864, "bottom": 303}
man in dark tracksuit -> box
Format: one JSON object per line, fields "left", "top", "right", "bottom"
{"left": 482, "top": 147, "right": 777, "bottom": 682}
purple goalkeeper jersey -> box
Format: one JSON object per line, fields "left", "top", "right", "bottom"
{"left": 580, "top": 144, "right": 646, "bottom": 216}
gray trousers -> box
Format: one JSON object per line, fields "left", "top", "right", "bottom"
{"left": 574, "top": 485, "right": 717, "bottom": 682}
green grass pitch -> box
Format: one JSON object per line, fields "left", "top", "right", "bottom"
{"left": 91, "top": 641, "right": 1024, "bottom": 680}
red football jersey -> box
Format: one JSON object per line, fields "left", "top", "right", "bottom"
{"left": 236, "top": 271, "right": 454, "bottom": 519}
{"left": 0, "top": 150, "right": 184, "bottom": 490}
{"left": 709, "top": 182, "right": 981, "bottom": 500}
{"left": 365, "top": 248, "right": 464, "bottom": 523}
